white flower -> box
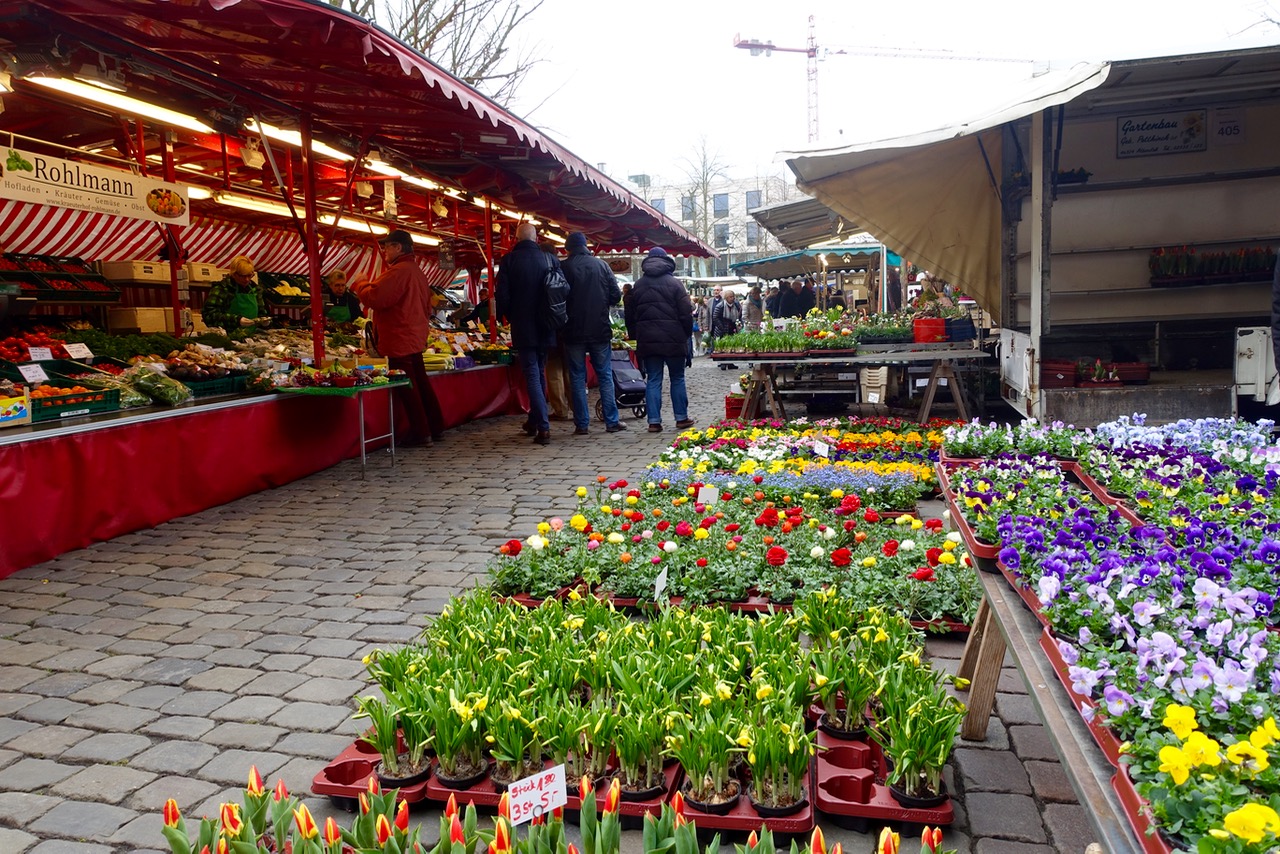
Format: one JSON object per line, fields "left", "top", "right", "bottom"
{"left": 607, "top": 532, "right": 625, "bottom": 544}
{"left": 899, "top": 539, "right": 916, "bottom": 551}
{"left": 641, "top": 530, "right": 653, "bottom": 539}
{"left": 809, "top": 546, "right": 825, "bottom": 559}
{"left": 822, "top": 527, "right": 837, "bottom": 540}
{"left": 527, "top": 535, "right": 547, "bottom": 551}
{"left": 946, "top": 531, "right": 962, "bottom": 543}
{"left": 611, "top": 493, "right": 622, "bottom": 501}
{"left": 663, "top": 541, "right": 678, "bottom": 553}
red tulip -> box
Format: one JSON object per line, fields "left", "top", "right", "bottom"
{"left": 162, "top": 798, "right": 181, "bottom": 828}
{"left": 878, "top": 828, "right": 900, "bottom": 854}
{"left": 216, "top": 840, "right": 229, "bottom": 854}
{"left": 831, "top": 844, "right": 844, "bottom": 854}
{"left": 367, "top": 775, "right": 381, "bottom": 795}
{"left": 246, "top": 766, "right": 265, "bottom": 797}
{"left": 396, "top": 799, "right": 410, "bottom": 832}
{"left": 445, "top": 792, "right": 459, "bottom": 818}
{"left": 579, "top": 775, "right": 591, "bottom": 801}
{"left": 359, "top": 792, "right": 370, "bottom": 814}
{"left": 498, "top": 790, "right": 510, "bottom": 819}
{"left": 376, "top": 814, "right": 393, "bottom": 845}
{"left": 569, "top": 845, "right": 580, "bottom": 854}
{"left": 324, "top": 816, "right": 342, "bottom": 845}
{"left": 747, "top": 831, "right": 759, "bottom": 849}
{"left": 809, "top": 826, "right": 826, "bottom": 854}
{"left": 494, "top": 818, "right": 511, "bottom": 854}
{"left": 671, "top": 790, "right": 685, "bottom": 817}
{"left": 552, "top": 805, "right": 563, "bottom": 821}
{"left": 450, "top": 813, "right": 466, "bottom": 845}
{"left": 294, "top": 804, "right": 319, "bottom": 839}
{"left": 220, "top": 803, "right": 243, "bottom": 836}
{"left": 273, "top": 778, "right": 289, "bottom": 802}
{"left": 921, "top": 827, "right": 944, "bottom": 854}
{"left": 604, "top": 778, "right": 621, "bottom": 814}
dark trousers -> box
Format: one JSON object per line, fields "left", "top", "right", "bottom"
{"left": 387, "top": 353, "right": 443, "bottom": 442}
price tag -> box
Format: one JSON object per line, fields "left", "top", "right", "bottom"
{"left": 867, "top": 392, "right": 881, "bottom": 404}
{"left": 916, "top": 378, "right": 929, "bottom": 388}
{"left": 729, "top": 382, "right": 742, "bottom": 394}
{"left": 696, "top": 485, "right": 718, "bottom": 505}
{"left": 837, "top": 372, "right": 856, "bottom": 381}
{"left": 64, "top": 343, "right": 93, "bottom": 360}
{"left": 18, "top": 364, "right": 49, "bottom": 383}
{"left": 773, "top": 319, "right": 787, "bottom": 330}
{"left": 654, "top": 566, "right": 669, "bottom": 601}
{"left": 507, "top": 763, "right": 567, "bottom": 826}
{"left": 939, "top": 378, "right": 948, "bottom": 386}
{"left": 814, "top": 441, "right": 831, "bottom": 458}
{"left": 27, "top": 347, "right": 53, "bottom": 361}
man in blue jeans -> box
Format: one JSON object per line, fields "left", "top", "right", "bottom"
{"left": 496, "top": 223, "right": 559, "bottom": 445}
{"left": 561, "top": 231, "right": 627, "bottom": 435}
{"left": 625, "top": 247, "right": 695, "bottom": 433}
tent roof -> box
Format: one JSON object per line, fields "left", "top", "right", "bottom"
{"left": 749, "top": 196, "right": 856, "bottom": 251}
{"left": 0, "top": 0, "right": 712, "bottom": 256}
{"left": 730, "top": 246, "right": 900, "bottom": 280}
{"left": 780, "top": 45, "right": 1280, "bottom": 324}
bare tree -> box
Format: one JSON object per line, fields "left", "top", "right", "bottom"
{"left": 680, "top": 138, "right": 731, "bottom": 277}
{"left": 327, "top": 0, "right": 544, "bottom": 107}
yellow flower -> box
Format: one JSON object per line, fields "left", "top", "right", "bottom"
{"left": 1158, "top": 745, "right": 1192, "bottom": 785}
{"left": 600, "top": 505, "right": 612, "bottom": 514}
{"left": 1223, "top": 803, "right": 1280, "bottom": 844}
{"left": 756, "top": 684, "right": 774, "bottom": 700}
{"left": 862, "top": 557, "right": 877, "bottom": 568}
{"left": 1163, "top": 703, "right": 1199, "bottom": 740}
{"left": 938, "top": 552, "right": 957, "bottom": 564}
{"left": 1251, "top": 718, "right": 1280, "bottom": 749}
{"left": 1183, "top": 731, "right": 1222, "bottom": 768}
{"left": 699, "top": 692, "right": 712, "bottom": 707}
{"left": 576, "top": 487, "right": 587, "bottom": 498}
{"left": 1226, "top": 740, "right": 1270, "bottom": 774}
{"left": 814, "top": 674, "right": 829, "bottom": 687}
{"left": 736, "top": 728, "right": 753, "bottom": 747}
{"left": 942, "top": 540, "right": 958, "bottom": 551}
{"left": 694, "top": 528, "right": 709, "bottom": 540}
{"left": 830, "top": 489, "right": 844, "bottom": 499}
{"left": 626, "top": 496, "right": 638, "bottom": 505}
{"left": 537, "top": 522, "right": 550, "bottom": 535}
{"left": 570, "top": 514, "right": 589, "bottom": 531}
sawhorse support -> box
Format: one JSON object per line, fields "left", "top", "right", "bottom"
{"left": 741, "top": 364, "right": 787, "bottom": 420}
{"left": 918, "top": 361, "right": 969, "bottom": 423}
{"left": 955, "top": 596, "right": 1007, "bottom": 739}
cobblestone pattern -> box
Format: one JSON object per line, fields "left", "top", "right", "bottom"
{"left": 0, "top": 358, "right": 1084, "bottom": 852}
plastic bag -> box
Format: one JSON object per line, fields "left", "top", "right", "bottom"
{"left": 132, "top": 366, "right": 193, "bottom": 407}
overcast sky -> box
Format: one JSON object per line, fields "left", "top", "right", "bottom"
{"left": 503, "top": 0, "right": 1279, "bottom": 188}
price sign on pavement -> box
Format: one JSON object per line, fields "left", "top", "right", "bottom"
{"left": 696, "top": 485, "right": 718, "bottom": 505}
{"left": 507, "top": 763, "right": 567, "bottom": 826}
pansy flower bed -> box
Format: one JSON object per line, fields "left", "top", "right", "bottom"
{"left": 939, "top": 415, "right": 1280, "bottom": 851}
{"left": 488, "top": 476, "right": 980, "bottom": 624}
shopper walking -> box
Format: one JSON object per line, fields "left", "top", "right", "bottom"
{"left": 561, "top": 231, "right": 626, "bottom": 435}
{"left": 744, "top": 286, "right": 764, "bottom": 331}
{"left": 625, "top": 247, "right": 694, "bottom": 433}
{"left": 704, "top": 286, "right": 723, "bottom": 354}
{"left": 691, "top": 297, "right": 706, "bottom": 354}
{"left": 712, "top": 289, "right": 742, "bottom": 338}
{"left": 496, "top": 223, "right": 558, "bottom": 445}
{"left": 351, "top": 230, "right": 443, "bottom": 446}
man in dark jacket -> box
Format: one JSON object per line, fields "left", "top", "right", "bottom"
{"left": 496, "top": 222, "right": 559, "bottom": 445}
{"left": 562, "top": 231, "right": 626, "bottom": 435}
{"left": 625, "top": 247, "right": 694, "bottom": 432}
{"left": 776, "top": 279, "right": 803, "bottom": 318}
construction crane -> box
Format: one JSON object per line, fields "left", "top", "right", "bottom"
{"left": 734, "top": 20, "right": 1037, "bottom": 144}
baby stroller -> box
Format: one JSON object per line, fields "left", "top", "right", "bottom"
{"left": 596, "top": 348, "right": 647, "bottom": 421}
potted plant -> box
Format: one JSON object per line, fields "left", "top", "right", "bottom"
{"left": 667, "top": 706, "right": 742, "bottom": 813}
{"left": 744, "top": 707, "right": 814, "bottom": 816}
{"left": 353, "top": 694, "right": 432, "bottom": 786}
{"left": 613, "top": 705, "right": 668, "bottom": 798}
{"left": 487, "top": 699, "right": 546, "bottom": 790}
{"left": 872, "top": 663, "right": 964, "bottom": 807}
{"left": 426, "top": 682, "right": 491, "bottom": 788}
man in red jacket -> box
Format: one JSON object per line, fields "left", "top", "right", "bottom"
{"left": 352, "top": 229, "right": 443, "bottom": 445}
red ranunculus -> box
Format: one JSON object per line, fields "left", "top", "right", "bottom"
{"left": 766, "top": 546, "right": 788, "bottom": 566}
{"left": 841, "top": 494, "right": 862, "bottom": 512}
{"left": 882, "top": 540, "right": 899, "bottom": 557}
{"left": 912, "top": 567, "right": 936, "bottom": 582}
{"left": 627, "top": 488, "right": 641, "bottom": 498}
{"left": 753, "top": 475, "right": 764, "bottom": 484}
{"left": 864, "top": 509, "right": 880, "bottom": 523}
{"left": 656, "top": 520, "right": 671, "bottom": 532}
{"left": 925, "top": 518, "right": 943, "bottom": 531}
{"left": 831, "top": 548, "right": 852, "bottom": 567}
{"left": 696, "top": 558, "right": 708, "bottom": 567}
{"left": 724, "top": 523, "right": 740, "bottom": 532}
{"left": 926, "top": 547, "right": 943, "bottom": 566}
{"left": 721, "top": 492, "right": 733, "bottom": 501}
{"left": 700, "top": 517, "right": 716, "bottom": 529}
{"left": 675, "top": 521, "right": 694, "bottom": 537}
{"left": 843, "top": 519, "right": 857, "bottom": 532}
{"left": 620, "top": 523, "right": 631, "bottom": 531}
{"left": 500, "top": 539, "right": 522, "bottom": 557}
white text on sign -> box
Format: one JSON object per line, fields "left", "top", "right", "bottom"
{"left": 507, "top": 763, "right": 567, "bottom": 826}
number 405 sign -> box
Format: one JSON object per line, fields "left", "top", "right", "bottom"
{"left": 507, "top": 763, "right": 567, "bottom": 826}
{"left": 1214, "top": 108, "right": 1245, "bottom": 146}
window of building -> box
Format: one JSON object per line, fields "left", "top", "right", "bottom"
{"left": 714, "top": 222, "right": 730, "bottom": 248}
{"left": 745, "top": 189, "right": 762, "bottom": 210}
{"left": 681, "top": 195, "right": 694, "bottom": 220}
{"left": 650, "top": 198, "right": 665, "bottom": 214}
{"left": 746, "top": 222, "right": 760, "bottom": 247}
{"left": 713, "top": 193, "right": 729, "bottom": 218}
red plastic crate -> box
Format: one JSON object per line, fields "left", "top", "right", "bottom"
{"left": 812, "top": 730, "right": 954, "bottom": 825}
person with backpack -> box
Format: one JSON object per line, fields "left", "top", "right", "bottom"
{"left": 625, "top": 247, "right": 694, "bottom": 433}
{"left": 496, "top": 222, "right": 561, "bottom": 446}
{"left": 561, "top": 231, "right": 626, "bottom": 435}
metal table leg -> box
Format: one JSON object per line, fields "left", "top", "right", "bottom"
{"left": 358, "top": 390, "right": 367, "bottom": 479}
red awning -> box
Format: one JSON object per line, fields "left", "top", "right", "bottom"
{"left": 0, "top": 0, "right": 712, "bottom": 256}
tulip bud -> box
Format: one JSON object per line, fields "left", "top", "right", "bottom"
{"left": 324, "top": 816, "right": 342, "bottom": 845}
{"left": 552, "top": 805, "right": 564, "bottom": 821}
{"left": 359, "top": 792, "right": 370, "bottom": 814}
{"left": 162, "top": 798, "right": 182, "bottom": 828}
{"left": 671, "top": 790, "right": 685, "bottom": 817}
{"left": 831, "top": 845, "right": 843, "bottom": 854}
{"left": 494, "top": 818, "right": 512, "bottom": 854}
{"left": 246, "top": 766, "right": 265, "bottom": 797}
{"left": 579, "top": 775, "right": 591, "bottom": 801}
{"left": 220, "top": 803, "right": 243, "bottom": 836}
{"left": 604, "top": 777, "right": 621, "bottom": 814}
{"left": 396, "top": 799, "right": 410, "bottom": 833}
{"left": 376, "top": 814, "right": 393, "bottom": 845}
{"left": 367, "top": 775, "right": 381, "bottom": 795}
{"left": 747, "top": 831, "right": 759, "bottom": 849}
{"left": 568, "top": 844, "right": 581, "bottom": 854}
{"left": 273, "top": 778, "right": 289, "bottom": 802}
{"left": 450, "top": 813, "right": 466, "bottom": 845}
{"left": 878, "top": 828, "right": 900, "bottom": 854}
{"left": 921, "top": 828, "right": 943, "bottom": 854}
{"left": 445, "top": 792, "right": 459, "bottom": 819}
{"left": 293, "top": 804, "right": 319, "bottom": 839}
{"left": 809, "top": 826, "right": 826, "bottom": 854}
{"left": 498, "top": 790, "right": 511, "bottom": 819}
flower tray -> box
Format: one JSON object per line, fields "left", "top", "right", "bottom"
{"left": 995, "top": 559, "right": 1048, "bottom": 628}
{"left": 1111, "top": 765, "right": 1173, "bottom": 854}
{"left": 804, "top": 349, "right": 858, "bottom": 358}
{"left": 311, "top": 739, "right": 431, "bottom": 810}
{"left": 681, "top": 762, "right": 815, "bottom": 835}
{"left": 940, "top": 485, "right": 1000, "bottom": 562}
{"left": 1036, "top": 629, "right": 1123, "bottom": 769}
{"left": 812, "top": 730, "right": 953, "bottom": 827}
{"left": 909, "top": 617, "right": 971, "bottom": 636}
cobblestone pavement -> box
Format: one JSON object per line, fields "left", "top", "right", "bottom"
{"left": 0, "top": 357, "right": 1087, "bottom": 853}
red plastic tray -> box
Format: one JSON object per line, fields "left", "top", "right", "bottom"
{"left": 311, "top": 740, "right": 431, "bottom": 805}
{"left": 1037, "top": 630, "right": 1124, "bottom": 769}
{"left": 812, "top": 730, "right": 953, "bottom": 825}
{"left": 1111, "top": 766, "right": 1174, "bottom": 854}
{"left": 995, "top": 560, "right": 1049, "bottom": 628}
{"left": 681, "top": 762, "right": 815, "bottom": 835}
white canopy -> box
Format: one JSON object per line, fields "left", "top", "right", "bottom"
{"left": 781, "top": 62, "right": 1111, "bottom": 323}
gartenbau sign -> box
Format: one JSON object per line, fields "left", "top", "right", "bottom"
{"left": 0, "top": 147, "right": 191, "bottom": 226}
{"left": 1116, "top": 110, "right": 1208, "bottom": 158}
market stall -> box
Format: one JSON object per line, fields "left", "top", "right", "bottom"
{"left": 0, "top": 0, "right": 711, "bottom": 577}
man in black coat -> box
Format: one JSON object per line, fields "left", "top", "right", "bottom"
{"left": 561, "top": 231, "right": 626, "bottom": 435}
{"left": 625, "top": 247, "right": 694, "bottom": 432}
{"left": 496, "top": 222, "right": 559, "bottom": 445}
{"left": 776, "top": 279, "right": 803, "bottom": 318}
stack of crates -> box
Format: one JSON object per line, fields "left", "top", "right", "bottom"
{"left": 860, "top": 366, "right": 890, "bottom": 405}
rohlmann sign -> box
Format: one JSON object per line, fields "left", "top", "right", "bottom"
{"left": 0, "top": 147, "right": 191, "bottom": 226}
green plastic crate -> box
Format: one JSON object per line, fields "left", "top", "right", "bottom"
{"left": 30, "top": 386, "right": 120, "bottom": 423}
{"left": 184, "top": 374, "right": 248, "bottom": 398}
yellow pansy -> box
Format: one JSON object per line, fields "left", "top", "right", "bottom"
{"left": 1158, "top": 745, "right": 1192, "bottom": 784}
{"left": 1223, "top": 803, "right": 1280, "bottom": 844}
{"left": 1182, "top": 731, "right": 1221, "bottom": 767}
{"left": 1251, "top": 717, "right": 1280, "bottom": 749}
{"left": 1226, "top": 740, "right": 1270, "bottom": 774}
{"left": 1163, "top": 704, "right": 1199, "bottom": 740}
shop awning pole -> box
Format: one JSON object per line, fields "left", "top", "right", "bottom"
{"left": 300, "top": 113, "right": 325, "bottom": 366}
{"left": 484, "top": 201, "right": 497, "bottom": 345}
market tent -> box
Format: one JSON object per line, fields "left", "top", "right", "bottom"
{"left": 782, "top": 62, "right": 1110, "bottom": 323}
{"left": 0, "top": 0, "right": 711, "bottom": 256}
{"left": 730, "top": 246, "right": 901, "bottom": 281}
{"left": 749, "top": 197, "right": 859, "bottom": 251}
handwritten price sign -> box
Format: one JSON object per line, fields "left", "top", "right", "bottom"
{"left": 507, "top": 763, "right": 567, "bottom": 826}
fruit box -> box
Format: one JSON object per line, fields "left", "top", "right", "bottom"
{"left": 99, "top": 260, "right": 172, "bottom": 283}
{"left": 0, "top": 390, "right": 31, "bottom": 428}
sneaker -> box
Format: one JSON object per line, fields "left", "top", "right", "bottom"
{"left": 520, "top": 421, "right": 536, "bottom": 436}
{"left": 647, "top": 424, "right": 663, "bottom": 433}
{"left": 534, "top": 431, "right": 551, "bottom": 445}
{"left": 606, "top": 422, "right": 628, "bottom": 433}
{"left": 675, "top": 419, "right": 695, "bottom": 430}
{"left": 573, "top": 427, "right": 590, "bottom": 435}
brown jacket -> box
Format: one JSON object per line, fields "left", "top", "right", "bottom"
{"left": 353, "top": 254, "right": 433, "bottom": 358}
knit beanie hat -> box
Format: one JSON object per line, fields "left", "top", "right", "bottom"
{"left": 566, "top": 232, "right": 588, "bottom": 250}
{"left": 647, "top": 246, "right": 668, "bottom": 257}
